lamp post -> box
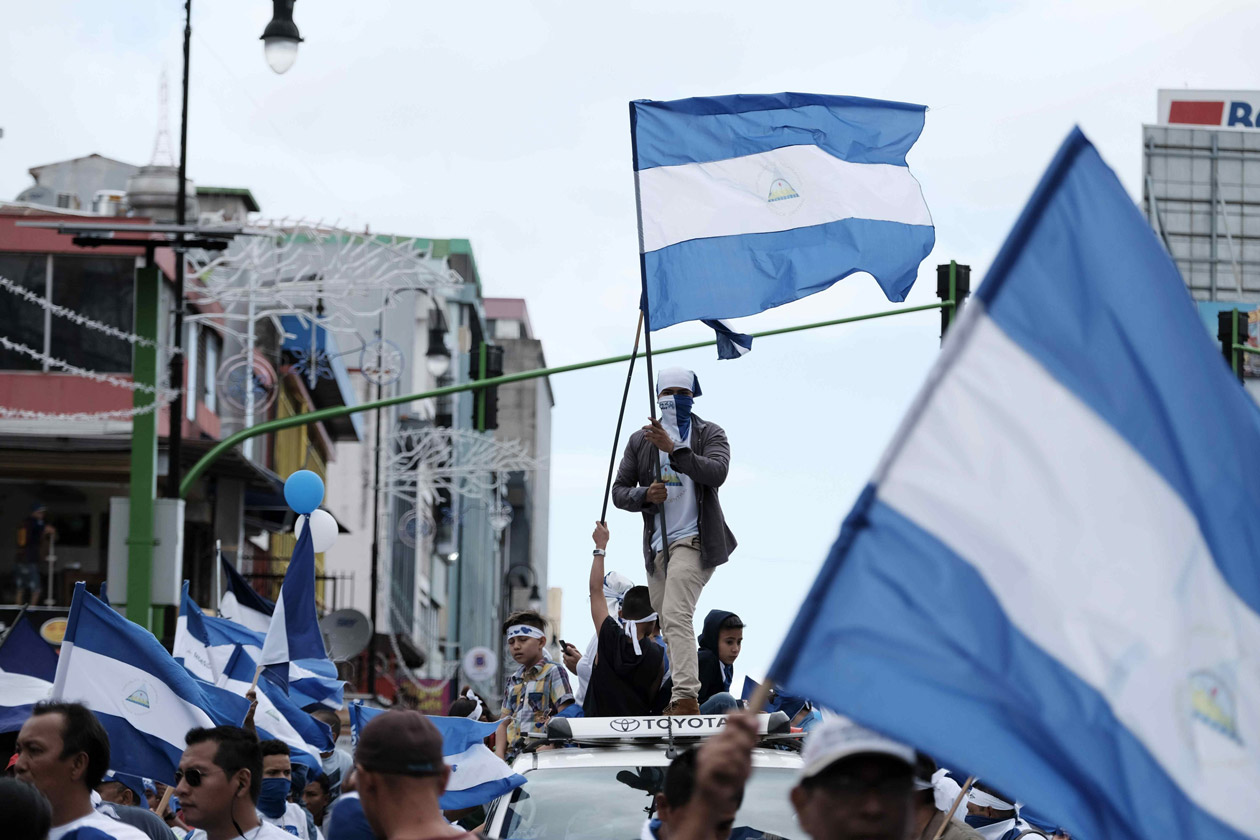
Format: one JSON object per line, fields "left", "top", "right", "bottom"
{"left": 261, "top": 0, "right": 303, "bottom": 74}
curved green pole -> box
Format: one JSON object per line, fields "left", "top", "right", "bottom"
{"left": 180, "top": 301, "right": 948, "bottom": 498}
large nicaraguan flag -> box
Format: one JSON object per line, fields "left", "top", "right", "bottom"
{"left": 769, "top": 128, "right": 1260, "bottom": 840}
{"left": 260, "top": 522, "right": 327, "bottom": 692}
{"left": 52, "top": 583, "right": 251, "bottom": 782}
{"left": 630, "top": 92, "right": 934, "bottom": 331}
{"left": 349, "top": 703, "right": 526, "bottom": 809}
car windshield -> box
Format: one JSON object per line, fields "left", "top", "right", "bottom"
{"left": 490, "top": 763, "right": 799, "bottom": 840}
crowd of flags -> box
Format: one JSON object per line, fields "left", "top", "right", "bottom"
{"left": 0, "top": 512, "right": 520, "bottom": 811}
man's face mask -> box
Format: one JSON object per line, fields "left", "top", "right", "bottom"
{"left": 257, "top": 777, "right": 290, "bottom": 818}
{"left": 658, "top": 394, "right": 694, "bottom": 444}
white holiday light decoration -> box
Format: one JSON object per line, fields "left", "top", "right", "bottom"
{"left": 383, "top": 426, "right": 540, "bottom": 508}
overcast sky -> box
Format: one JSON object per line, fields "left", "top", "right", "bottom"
{"left": 5, "top": 0, "right": 1257, "bottom": 685}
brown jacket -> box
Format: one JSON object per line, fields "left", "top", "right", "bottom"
{"left": 611, "top": 413, "right": 736, "bottom": 573}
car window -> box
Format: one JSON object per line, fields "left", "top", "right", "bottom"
{"left": 490, "top": 763, "right": 799, "bottom": 840}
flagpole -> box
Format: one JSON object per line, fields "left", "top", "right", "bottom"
{"left": 214, "top": 539, "right": 222, "bottom": 615}
{"left": 600, "top": 311, "right": 644, "bottom": 521}
{"left": 629, "top": 101, "right": 675, "bottom": 628}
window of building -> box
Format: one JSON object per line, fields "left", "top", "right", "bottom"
{"left": 0, "top": 254, "right": 48, "bottom": 371}
{"left": 0, "top": 255, "right": 135, "bottom": 374}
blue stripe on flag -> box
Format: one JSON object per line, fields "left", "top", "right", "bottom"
{"left": 0, "top": 704, "right": 37, "bottom": 733}
{"left": 222, "top": 552, "right": 276, "bottom": 615}
{"left": 974, "top": 129, "right": 1260, "bottom": 617}
{"left": 644, "top": 218, "right": 934, "bottom": 328}
{"left": 771, "top": 492, "right": 1247, "bottom": 840}
{"left": 701, "top": 320, "right": 753, "bottom": 360}
{"left": 0, "top": 615, "right": 59, "bottom": 681}
{"left": 631, "top": 93, "right": 927, "bottom": 170}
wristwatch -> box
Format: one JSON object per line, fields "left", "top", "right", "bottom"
{"left": 593, "top": 548, "right": 606, "bottom": 556}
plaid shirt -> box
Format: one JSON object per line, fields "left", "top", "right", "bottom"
{"left": 501, "top": 658, "right": 574, "bottom": 750}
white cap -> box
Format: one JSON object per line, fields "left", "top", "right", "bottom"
{"left": 798, "top": 717, "right": 915, "bottom": 782}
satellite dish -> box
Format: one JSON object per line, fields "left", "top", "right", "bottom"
{"left": 17, "top": 185, "right": 57, "bottom": 207}
{"left": 319, "top": 609, "right": 372, "bottom": 660}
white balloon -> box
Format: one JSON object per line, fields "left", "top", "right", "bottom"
{"left": 295, "top": 509, "right": 338, "bottom": 553}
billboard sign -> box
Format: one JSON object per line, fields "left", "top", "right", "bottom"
{"left": 1158, "top": 89, "right": 1260, "bottom": 129}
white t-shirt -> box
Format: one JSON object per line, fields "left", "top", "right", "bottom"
{"left": 651, "top": 449, "right": 699, "bottom": 553}
{"left": 260, "top": 802, "right": 321, "bottom": 839}
{"left": 574, "top": 633, "right": 600, "bottom": 704}
{"left": 320, "top": 748, "right": 355, "bottom": 800}
{"left": 186, "top": 821, "right": 294, "bottom": 840}
{"left": 49, "top": 810, "right": 151, "bottom": 840}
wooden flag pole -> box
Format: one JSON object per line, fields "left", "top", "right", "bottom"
{"left": 931, "top": 775, "right": 976, "bottom": 840}
{"left": 156, "top": 784, "right": 175, "bottom": 818}
{"left": 599, "top": 311, "right": 645, "bottom": 522}
{"left": 248, "top": 662, "right": 265, "bottom": 694}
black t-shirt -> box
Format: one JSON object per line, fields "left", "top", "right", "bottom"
{"left": 582, "top": 616, "right": 665, "bottom": 717}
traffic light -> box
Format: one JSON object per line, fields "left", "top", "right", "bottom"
{"left": 1218, "top": 309, "right": 1246, "bottom": 383}
{"left": 468, "top": 342, "right": 504, "bottom": 430}
{"left": 937, "top": 262, "right": 971, "bottom": 342}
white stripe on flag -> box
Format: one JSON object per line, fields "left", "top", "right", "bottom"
{"left": 55, "top": 643, "right": 216, "bottom": 750}
{"left": 0, "top": 670, "right": 53, "bottom": 706}
{"left": 878, "top": 307, "right": 1260, "bottom": 834}
{"left": 260, "top": 593, "right": 289, "bottom": 666}
{"left": 443, "top": 743, "right": 512, "bottom": 792}
{"left": 637, "top": 144, "right": 932, "bottom": 254}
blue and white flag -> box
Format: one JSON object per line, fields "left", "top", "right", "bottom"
{"left": 701, "top": 319, "right": 754, "bottom": 359}
{"left": 349, "top": 702, "right": 526, "bottom": 809}
{"left": 219, "top": 553, "right": 275, "bottom": 634}
{"left": 769, "top": 128, "right": 1260, "bottom": 840}
{"left": 175, "top": 583, "right": 343, "bottom": 709}
{"left": 219, "top": 646, "right": 331, "bottom": 775}
{"left": 0, "top": 671, "right": 51, "bottom": 733}
{"left": 52, "top": 583, "right": 251, "bottom": 783}
{"left": 0, "top": 613, "right": 59, "bottom": 681}
{"left": 260, "top": 522, "right": 326, "bottom": 692}
{"left": 631, "top": 93, "right": 934, "bottom": 331}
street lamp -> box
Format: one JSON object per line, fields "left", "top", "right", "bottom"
{"left": 508, "top": 565, "right": 543, "bottom": 613}
{"left": 426, "top": 327, "right": 451, "bottom": 378}
{"left": 261, "top": 0, "right": 303, "bottom": 74}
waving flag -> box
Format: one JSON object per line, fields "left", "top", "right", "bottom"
{"left": 0, "top": 671, "right": 51, "bottom": 733}
{"left": 631, "top": 92, "right": 934, "bottom": 332}
{"left": 175, "top": 584, "right": 344, "bottom": 709}
{"left": 0, "top": 612, "right": 59, "bottom": 681}
{"left": 220, "top": 647, "right": 331, "bottom": 774}
{"left": 701, "top": 319, "right": 754, "bottom": 359}
{"left": 349, "top": 702, "right": 526, "bottom": 809}
{"left": 769, "top": 128, "right": 1260, "bottom": 840}
{"left": 52, "top": 583, "right": 251, "bottom": 782}
{"left": 260, "top": 522, "right": 326, "bottom": 691}
{"left": 219, "top": 553, "right": 275, "bottom": 634}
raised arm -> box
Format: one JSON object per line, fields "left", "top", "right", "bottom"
{"left": 589, "top": 522, "right": 611, "bottom": 632}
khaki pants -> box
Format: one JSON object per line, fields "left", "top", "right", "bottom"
{"left": 647, "top": 536, "right": 713, "bottom": 702}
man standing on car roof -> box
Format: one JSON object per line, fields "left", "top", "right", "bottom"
{"left": 612, "top": 367, "right": 736, "bottom": 716}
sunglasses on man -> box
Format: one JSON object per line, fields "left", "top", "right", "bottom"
{"left": 173, "top": 766, "right": 225, "bottom": 788}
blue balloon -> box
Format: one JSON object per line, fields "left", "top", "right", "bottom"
{"left": 284, "top": 470, "right": 325, "bottom": 514}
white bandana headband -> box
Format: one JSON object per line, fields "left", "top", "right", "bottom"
{"left": 656, "top": 366, "right": 702, "bottom": 397}
{"left": 968, "top": 788, "right": 1015, "bottom": 811}
{"left": 622, "top": 613, "right": 659, "bottom": 655}
{"left": 463, "top": 688, "right": 484, "bottom": 721}
{"left": 506, "top": 624, "right": 546, "bottom": 641}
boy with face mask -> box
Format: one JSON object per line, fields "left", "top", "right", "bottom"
{"left": 613, "top": 367, "right": 737, "bottom": 716}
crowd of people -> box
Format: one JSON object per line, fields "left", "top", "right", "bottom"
{"left": 0, "top": 364, "right": 1068, "bottom": 840}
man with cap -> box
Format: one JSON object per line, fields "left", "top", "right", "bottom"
{"left": 354, "top": 709, "right": 470, "bottom": 840}
{"left": 674, "top": 713, "right": 916, "bottom": 840}
{"left": 613, "top": 367, "right": 736, "bottom": 716}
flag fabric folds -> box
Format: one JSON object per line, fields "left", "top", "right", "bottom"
{"left": 219, "top": 553, "right": 275, "bottom": 634}
{"left": 0, "top": 671, "right": 51, "bottom": 733}
{"left": 701, "top": 319, "right": 754, "bottom": 359}
{"left": 768, "top": 128, "right": 1260, "bottom": 840}
{"left": 219, "top": 647, "right": 331, "bottom": 774}
{"left": 259, "top": 522, "right": 326, "bottom": 692}
{"left": 52, "top": 583, "right": 251, "bottom": 783}
{"left": 349, "top": 702, "right": 526, "bottom": 809}
{"left": 0, "top": 613, "right": 59, "bottom": 681}
{"left": 175, "top": 583, "right": 343, "bottom": 710}
{"left": 630, "top": 92, "right": 934, "bottom": 331}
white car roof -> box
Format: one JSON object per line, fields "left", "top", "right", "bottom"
{"left": 514, "top": 744, "right": 802, "bottom": 771}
